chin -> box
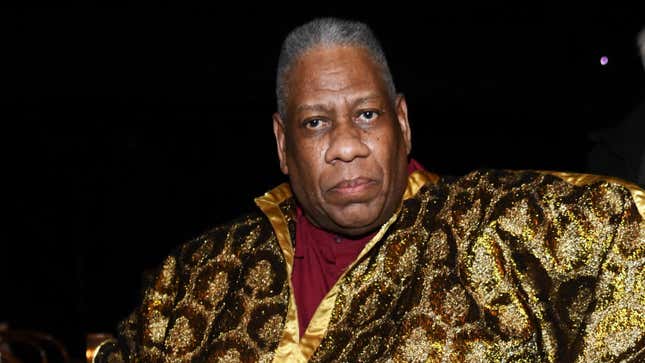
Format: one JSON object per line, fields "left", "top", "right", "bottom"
{"left": 329, "top": 208, "right": 383, "bottom": 236}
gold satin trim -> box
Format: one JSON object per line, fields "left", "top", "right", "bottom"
{"left": 404, "top": 170, "right": 440, "bottom": 200}
{"left": 254, "top": 184, "right": 304, "bottom": 362}
{"left": 299, "top": 210, "right": 400, "bottom": 360}
{"left": 540, "top": 170, "right": 645, "bottom": 219}
{"left": 258, "top": 171, "right": 439, "bottom": 362}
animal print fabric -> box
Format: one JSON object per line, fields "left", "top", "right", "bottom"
{"left": 95, "top": 170, "right": 645, "bottom": 362}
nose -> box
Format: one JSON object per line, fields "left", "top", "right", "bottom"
{"left": 324, "top": 120, "right": 370, "bottom": 164}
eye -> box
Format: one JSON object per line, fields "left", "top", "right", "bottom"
{"left": 303, "top": 118, "right": 327, "bottom": 130}
{"left": 357, "top": 110, "right": 380, "bottom": 123}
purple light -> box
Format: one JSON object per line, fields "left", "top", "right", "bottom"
{"left": 600, "top": 56, "right": 609, "bottom": 66}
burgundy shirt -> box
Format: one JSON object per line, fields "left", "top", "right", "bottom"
{"left": 291, "top": 159, "right": 424, "bottom": 336}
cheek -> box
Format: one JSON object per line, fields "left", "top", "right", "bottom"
{"left": 369, "top": 130, "right": 405, "bottom": 183}
{"left": 368, "top": 130, "right": 397, "bottom": 162}
{"left": 287, "top": 139, "right": 325, "bottom": 182}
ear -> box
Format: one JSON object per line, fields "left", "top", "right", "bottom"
{"left": 395, "top": 94, "right": 412, "bottom": 155}
{"left": 272, "top": 112, "right": 289, "bottom": 175}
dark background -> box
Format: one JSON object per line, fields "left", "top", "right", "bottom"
{"left": 3, "top": 4, "right": 644, "bottom": 359}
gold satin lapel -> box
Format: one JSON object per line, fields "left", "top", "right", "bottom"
{"left": 254, "top": 184, "right": 305, "bottom": 362}
{"left": 299, "top": 170, "right": 439, "bottom": 360}
{"left": 540, "top": 170, "right": 645, "bottom": 219}
{"left": 404, "top": 170, "right": 440, "bottom": 200}
{"left": 254, "top": 183, "right": 294, "bottom": 274}
{"left": 256, "top": 171, "right": 439, "bottom": 361}
{"left": 298, "top": 210, "right": 400, "bottom": 360}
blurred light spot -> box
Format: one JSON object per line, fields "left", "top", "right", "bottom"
{"left": 600, "top": 56, "right": 608, "bottom": 66}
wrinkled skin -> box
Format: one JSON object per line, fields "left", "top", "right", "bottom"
{"left": 273, "top": 45, "right": 412, "bottom": 237}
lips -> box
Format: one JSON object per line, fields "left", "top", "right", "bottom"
{"left": 326, "top": 177, "right": 380, "bottom": 202}
{"left": 332, "top": 177, "right": 375, "bottom": 190}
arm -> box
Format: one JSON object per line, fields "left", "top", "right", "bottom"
{"left": 449, "top": 170, "right": 644, "bottom": 362}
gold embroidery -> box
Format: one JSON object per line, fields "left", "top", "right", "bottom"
{"left": 541, "top": 170, "right": 645, "bottom": 219}
{"left": 97, "top": 169, "right": 644, "bottom": 362}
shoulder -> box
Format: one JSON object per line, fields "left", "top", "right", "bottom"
{"left": 134, "top": 208, "right": 278, "bottom": 315}
{"left": 439, "top": 169, "right": 643, "bottom": 241}
{"left": 449, "top": 169, "right": 642, "bottom": 206}
{"left": 166, "top": 209, "right": 277, "bottom": 276}
{"left": 113, "top": 209, "right": 283, "bottom": 360}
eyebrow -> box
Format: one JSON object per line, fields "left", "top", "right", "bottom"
{"left": 351, "top": 94, "right": 382, "bottom": 108}
{"left": 295, "top": 94, "right": 383, "bottom": 114}
{"left": 295, "top": 103, "right": 331, "bottom": 113}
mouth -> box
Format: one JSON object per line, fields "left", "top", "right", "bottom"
{"left": 329, "top": 177, "right": 378, "bottom": 195}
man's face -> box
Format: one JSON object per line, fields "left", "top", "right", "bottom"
{"left": 273, "top": 45, "right": 411, "bottom": 237}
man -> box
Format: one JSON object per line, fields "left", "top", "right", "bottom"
{"left": 95, "top": 18, "right": 645, "bottom": 362}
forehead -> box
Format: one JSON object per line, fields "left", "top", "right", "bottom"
{"left": 286, "top": 45, "right": 388, "bottom": 109}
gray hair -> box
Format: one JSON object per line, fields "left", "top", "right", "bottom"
{"left": 276, "top": 18, "right": 397, "bottom": 119}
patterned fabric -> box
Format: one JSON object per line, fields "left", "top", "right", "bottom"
{"left": 95, "top": 169, "right": 645, "bottom": 362}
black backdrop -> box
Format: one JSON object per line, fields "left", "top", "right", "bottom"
{"left": 3, "top": 4, "right": 644, "bottom": 358}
